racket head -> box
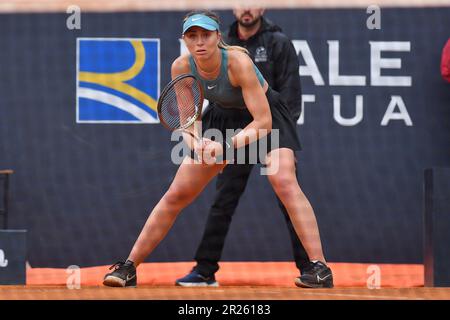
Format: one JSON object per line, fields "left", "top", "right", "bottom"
{"left": 157, "top": 73, "right": 204, "bottom": 132}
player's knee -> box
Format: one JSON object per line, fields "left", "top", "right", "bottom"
{"left": 270, "top": 174, "right": 297, "bottom": 200}
{"left": 164, "top": 187, "right": 194, "bottom": 208}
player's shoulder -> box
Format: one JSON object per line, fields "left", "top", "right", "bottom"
{"left": 171, "top": 54, "right": 191, "bottom": 75}
{"left": 227, "top": 49, "right": 253, "bottom": 69}
{"left": 227, "top": 49, "right": 256, "bottom": 84}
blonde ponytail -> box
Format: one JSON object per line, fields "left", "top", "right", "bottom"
{"left": 218, "top": 39, "right": 249, "bottom": 54}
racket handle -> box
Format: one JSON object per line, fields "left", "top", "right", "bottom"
{"left": 181, "top": 129, "right": 201, "bottom": 142}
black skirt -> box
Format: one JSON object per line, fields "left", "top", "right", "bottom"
{"left": 195, "top": 87, "right": 301, "bottom": 163}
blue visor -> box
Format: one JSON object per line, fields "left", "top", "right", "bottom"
{"left": 183, "top": 14, "right": 220, "bottom": 34}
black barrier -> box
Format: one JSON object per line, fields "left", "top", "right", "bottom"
{"left": 0, "top": 8, "right": 449, "bottom": 267}
{"left": 0, "top": 170, "right": 13, "bottom": 229}
{"left": 424, "top": 168, "right": 450, "bottom": 287}
{"left": 0, "top": 230, "right": 27, "bottom": 285}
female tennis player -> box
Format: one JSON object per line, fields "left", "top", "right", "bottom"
{"left": 103, "top": 10, "right": 333, "bottom": 288}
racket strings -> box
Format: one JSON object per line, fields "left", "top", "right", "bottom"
{"left": 159, "top": 76, "right": 202, "bottom": 131}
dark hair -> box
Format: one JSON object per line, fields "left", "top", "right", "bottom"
{"left": 183, "top": 10, "right": 249, "bottom": 54}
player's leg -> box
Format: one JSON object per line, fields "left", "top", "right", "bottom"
{"left": 129, "top": 157, "right": 226, "bottom": 265}
{"left": 275, "top": 156, "right": 310, "bottom": 273}
{"left": 276, "top": 195, "right": 310, "bottom": 272}
{"left": 176, "top": 163, "right": 254, "bottom": 286}
{"left": 265, "top": 148, "right": 333, "bottom": 288}
{"left": 103, "top": 157, "right": 226, "bottom": 287}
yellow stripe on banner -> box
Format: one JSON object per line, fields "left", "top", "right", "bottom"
{"left": 79, "top": 40, "right": 157, "bottom": 112}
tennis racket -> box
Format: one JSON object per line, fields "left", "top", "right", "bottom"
{"left": 157, "top": 73, "right": 203, "bottom": 142}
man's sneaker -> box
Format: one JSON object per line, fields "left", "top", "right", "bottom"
{"left": 175, "top": 269, "right": 219, "bottom": 287}
{"left": 103, "top": 260, "right": 137, "bottom": 287}
{"left": 295, "top": 261, "right": 334, "bottom": 288}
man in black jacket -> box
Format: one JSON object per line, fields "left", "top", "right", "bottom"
{"left": 176, "top": 8, "right": 331, "bottom": 288}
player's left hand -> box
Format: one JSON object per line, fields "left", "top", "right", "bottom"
{"left": 199, "top": 139, "right": 223, "bottom": 165}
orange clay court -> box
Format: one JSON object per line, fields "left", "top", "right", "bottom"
{"left": 1, "top": 261, "right": 449, "bottom": 300}
{"left": 1, "top": 0, "right": 449, "bottom": 302}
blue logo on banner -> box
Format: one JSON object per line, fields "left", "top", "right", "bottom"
{"left": 77, "top": 38, "right": 160, "bottom": 123}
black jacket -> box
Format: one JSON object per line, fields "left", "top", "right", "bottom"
{"left": 224, "top": 17, "right": 302, "bottom": 121}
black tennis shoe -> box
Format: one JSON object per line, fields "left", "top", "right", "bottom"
{"left": 295, "top": 261, "right": 334, "bottom": 288}
{"left": 103, "top": 260, "right": 137, "bottom": 287}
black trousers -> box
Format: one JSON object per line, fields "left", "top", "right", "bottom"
{"left": 194, "top": 162, "right": 310, "bottom": 277}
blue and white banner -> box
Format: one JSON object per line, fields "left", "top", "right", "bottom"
{"left": 77, "top": 38, "right": 160, "bottom": 123}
